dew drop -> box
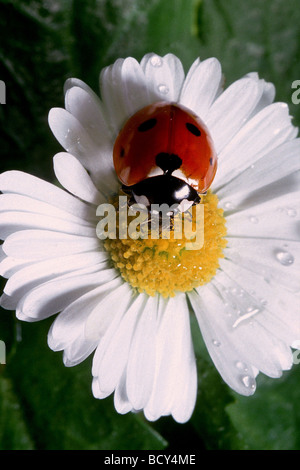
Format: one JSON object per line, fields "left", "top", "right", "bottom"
{"left": 158, "top": 84, "right": 169, "bottom": 94}
{"left": 247, "top": 306, "right": 256, "bottom": 313}
{"left": 286, "top": 208, "right": 297, "bottom": 218}
{"left": 275, "top": 250, "right": 294, "bottom": 266}
{"left": 76, "top": 137, "right": 85, "bottom": 154}
{"left": 241, "top": 375, "right": 256, "bottom": 390}
{"left": 249, "top": 215, "right": 259, "bottom": 224}
{"left": 212, "top": 339, "right": 221, "bottom": 347}
{"left": 224, "top": 201, "right": 235, "bottom": 210}
{"left": 150, "top": 55, "right": 163, "bottom": 67}
{"left": 236, "top": 361, "right": 248, "bottom": 372}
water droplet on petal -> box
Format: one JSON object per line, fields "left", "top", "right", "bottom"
{"left": 224, "top": 201, "right": 235, "bottom": 210}
{"left": 158, "top": 84, "right": 169, "bottom": 94}
{"left": 150, "top": 55, "right": 163, "bottom": 67}
{"left": 247, "top": 306, "right": 256, "bottom": 313}
{"left": 275, "top": 250, "right": 294, "bottom": 266}
{"left": 249, "top": 215, "right": 259, "bottom": 224}
{"left": 236, "top": 361, "right": 248, "bottom": 372}
{"left": 241, "top": 375, "right": 256, "bottom": 390}
{"left": 212, "top": 339, "right": 221, "bottom": 347}
{"left": 286, "top": 208, "right": 297, "bottom": 218}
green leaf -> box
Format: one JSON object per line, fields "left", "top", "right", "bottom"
{"left": 192, "top": 0, "right": 300, "bottom": 126}
{"left": 0, "top": 373, "right": 34, "bottom": 450}
{"left": 226, "top": 368, "right": 300, "bottom": 450}
{"left": 70, "top": 0, "right": 202, "bottom": 90}
{"left": 4, "top": 320, "right": 167, "bottom": 450}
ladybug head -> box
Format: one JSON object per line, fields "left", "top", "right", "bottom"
{"left": 123, "top": 152, "right": 200, "bottom": 213}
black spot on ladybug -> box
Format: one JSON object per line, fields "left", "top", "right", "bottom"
{"left": 120, "top": 147, "right": 125, "bottom": 157}
{"left": 209, "top": 157, "right": 213, "bottom": 166}
{"left": 186, "top": 122, "right": 201, "bottom": 137}
{"left": 156, "top": 153, "right": 182, "bottom": 175}
{"left": 138, "top": 118, "right": 157, "bottom": 132}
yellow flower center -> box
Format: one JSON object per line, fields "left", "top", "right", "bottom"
{"left": 103, "top": 192, "right": 227, "bottom": 297}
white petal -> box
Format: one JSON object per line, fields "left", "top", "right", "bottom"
{"left": 64, "top": 85, "right": 118, "bottom": 192}
{"left": 2, "top": 230, "right": 100, "bottom": 260}
{"left": 64, "top": 77, "right": 100, "bottom": 102}
{"left": 0, "top": 193, "right": 93, "bottom": 227}
{"left": 53, "top": 152, "right": 105, "bottom": 204}
{"left": 0, "top": 293, "right": 23, "bottom": 312}
{"left": 85, "top": 282, "right": 133, "bottom": 342}
{"left": 49, "top": 108, "right": 119, "bottom": 193}
{"left": 126, "top": 295, "right": 159, "bottom": 410}
{"left": 0, "top": 257, "right": 34, "bottom": 278}
{"left": 225, "top": 189, "right": 300, "bottom": 242}
{"left": 99, "top": 59, "right": 124, "bottom": 132}
{"left": 140, "top": 53, "right": 185, "bottom": 103}
{"left": 63, "top": 335, "right": 97, "bottom": 367}
{"left": 15, "top": 267, "right": 118, "bottom": 321}
{"left": 118, "top": 57, "right": 151, "bottom": 120}
{"left": 49, "top": 108, "right": 98, "bottom": 168}
{"left": 114, "top": 369, "right": 133, "bottom": 415}
{"left": 189, "top": 288, "right": 258, "bottom": 396}
{"left": 0, "top": 211, "right": 96, "bottom": 239}
{"left": 189, "top": 272, "right": 295, "bottom": 394}
{"left": 92, "top": 376, "right": 111, "bottom": 399}
{"left": 0, "top": 246, "right": 6, "bottom": 263}
{"left": 206, "top": 77, "right": 264, "bottom": 153}
{"left": 64, "top": 85, "right": 113, "bottom": 145}
{"left": 210, "top": 269, "right": 294, "bottom": 374}
{"left": 92, "top": 294, "right": 145, "bottom": 397}
{"left": 48, "top": 283, "right": 116, "bottom": 351}
{"left": 245, "top": 72, "right": 276, "bottom": 114}
{"left": 213, "top": 102, "right": 297, "bottom": 189}
{"left": 4, "top": 251, "right": 108, "bottom": 297}
{"left": 0, "top": 171, "right": 94, "bottom": 221}
{"left": 0, "top": 251, "right": 32, "bottom": 278}
{"left": 218, "top": 258, "right": 300, "bottom": 346}
{"left": 217, "top": 138, "right": 300, "bottom": 200}
{"left": 100, "top": 57, "right": 150, "bottom": 134}
{"left": 171, "top": 347, "right": 197, "bottom": 424}
{"left": 49, "top": 279, "right": 125, "bottom": 366}
{"left": 223, "top": 237, "right": 300, "bottom": 292}
{"left": 179, "top": 57, "right": 222, "bottom": 120}
{"left": 161, "top": 53, "right": 185, "bottom": 100}
{"left": 144, "top": 294, "right": 197, "bottom": 423}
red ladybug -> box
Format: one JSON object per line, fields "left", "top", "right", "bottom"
{"left": 113, "top": 101, "right": 217, "bottom": 212}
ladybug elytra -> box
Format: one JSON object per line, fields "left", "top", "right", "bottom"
{"left": 113, "top": 101, "right": 217, "bottom": 212}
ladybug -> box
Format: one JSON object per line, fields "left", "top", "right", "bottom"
{"left": 113, "top": 101, "right": 217, "bottom": 213}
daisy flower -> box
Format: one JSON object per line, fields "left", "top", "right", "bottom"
{"left": 1, "top": 53, "right": 299, "bottom": 424}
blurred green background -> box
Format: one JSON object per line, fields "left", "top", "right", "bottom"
{"left": 0, "top": 0, "right": 300, "bottom": 450}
